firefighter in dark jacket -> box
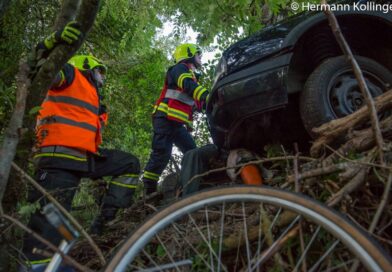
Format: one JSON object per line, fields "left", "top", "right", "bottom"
{"left": 21, "top": 22, "right": 140, "bottom": 271}
{"left": 142, "top": 43, "right": 209, "bottom": 195}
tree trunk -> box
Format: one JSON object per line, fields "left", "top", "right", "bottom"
{"left": 0, "top": 62, "right": 30, "bottom": 213}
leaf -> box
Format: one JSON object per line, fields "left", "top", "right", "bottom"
{"left": 18, "top": 202, "right": 40, "bottom": 218}
{"left": 156, "top": 244, "right": 166, "bottom": 257}
{"left": 28, "top": 106, "right": 42, "bottom": 116}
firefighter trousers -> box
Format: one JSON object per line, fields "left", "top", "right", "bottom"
{"left": 22, "top": 148, "right": 140, "bottom": 262}
{"left": 179, "top": 144, "right": 219, "bottom": 195}
{"left": 143, "top": 117, "right": 196, "bottom": 186}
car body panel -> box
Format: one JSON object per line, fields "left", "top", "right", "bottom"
{"left": 208, "top": 54, "right": 290, "bottom": 131}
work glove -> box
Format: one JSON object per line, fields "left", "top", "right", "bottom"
{"left": 43, "top": 21, "right": 82, "bottom": 50}
{"left": 195, "top": 92, "right": 209, "bottom": 112}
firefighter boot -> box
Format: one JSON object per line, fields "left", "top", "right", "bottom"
{"left": 90, "top": 203, "right": 117, "bottom": 235}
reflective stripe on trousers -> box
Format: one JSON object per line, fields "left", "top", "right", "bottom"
{"left": 104, "top": 175, "right": 139, "bottom": 208}
{"left": 110, "top": 174, "right": 139, "bottom": 189}
{"left": 143, "top": 171, "right": 160, "bottom": 182}
{"left": 34, "top": 146, "right": 87, "bottom": 161}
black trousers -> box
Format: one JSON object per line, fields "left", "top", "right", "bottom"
{"left": 143, "top": 117, "right": 196, "bottom": 182}
{"left": 180, "top": 144, "right": 219, "bottom": 195}
{"left": 22, "top": 149, "right": 140, "bottom": 261}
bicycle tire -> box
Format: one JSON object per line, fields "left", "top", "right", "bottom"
{"left": 105, "top": 186, "right": 392, "bottom": 272}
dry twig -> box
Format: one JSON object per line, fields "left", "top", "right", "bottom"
{"left": 182, "top": 156, "right": 315, "bottom": 193}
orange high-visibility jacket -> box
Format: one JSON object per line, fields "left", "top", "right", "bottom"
{"left": 36, "top": 68, "right": 102, "bottom": 153}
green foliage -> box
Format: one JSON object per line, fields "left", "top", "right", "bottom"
{"left": 71, "top": 180, "right": 99, "bottom": 226}
{"left": 17, "top": 201, "right": 40, "bottom": 221}
{"left": 0, "top": 81, "right": 16, "bottom": 137}
{"left": 28, "top": 106, "right": 42, "bottom": 116}
{"left": 156, "top": 244, "right": 166, "bottom": 257}
{"left": 0, "top": 0, "right": 302, "bottom": 161}
{"left": 1, "top": 0, "right": 304, "bottom": 196}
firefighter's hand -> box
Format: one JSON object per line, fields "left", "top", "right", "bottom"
{"left": 44, "top": 21, "right": 82, "bottom": 50}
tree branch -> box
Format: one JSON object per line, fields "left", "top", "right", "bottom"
{"left": 0, "top": 61, "right": 30, "bottom": 214}
{"left": 321, "top": 0, "right": 385, "bottom": 163}
{"left": 53, "top": 0, "right": 80, "bottom": 29}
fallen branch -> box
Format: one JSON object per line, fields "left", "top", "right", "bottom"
{"left": 286, "top": 162, "right": 352, "bottom": 183}
{"left": 324, "top": 145, "right": 391, "bottom": 171}
{"left": 327, "top": 167, "right": 368, "bottom": 207}
{"left": 324, "top": 148, "right": 375, "bottom": 207}
{"left": 322, "top": 115, "right": 392, "bottom": 165}
{"left": 311, "top": 90, "right": 392, "bottom": 157}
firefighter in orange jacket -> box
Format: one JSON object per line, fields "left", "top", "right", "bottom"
{"left": 22, "top": 22, "right": 140, "bottom": 270}
{"left": 142, "top": 43, "right": 209, "bottom": 195}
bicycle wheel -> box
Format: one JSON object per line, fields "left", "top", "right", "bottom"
{"left": 105, "top": 186, "right": 392, "bottom": 272}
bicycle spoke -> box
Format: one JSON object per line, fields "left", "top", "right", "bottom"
{"left": 252, "top": 215, "right": 301, "bottom": 268}
{"left": 205, "top": 206, "right": 215, "bottom": 272}
{"left": 252, "top": 205, "right": 283, "bottom": 272}
{"left": 187, "top": 213, "right": 223, "bottom": 271}
{"left": 106, "top": 187, "right": 390, "bottom": 272}
{"left": 293, "top": 225, "right": 321, "bottom": 272}
{"left": 321, "top": 259, "right": 355, "bottom": 272}
{"left": 308, "top": 240, "right": 340, "bottom": 272}
{"left": 217, "top": 202, "right": 225, "bottom": 272}
{"left": 137, "top": 260, "right": 193, "bottom": 272}
{"left": 138, "top": 249, "right": 162, "bottom": 272}
{"left": 298, "top": 218, "right": 307, "bottom": 272}
{"left": 234, "top": 227, "right": 243, "bottom": 272}
{"left": 170, "top": 220, "right": 216, "bottom": 271}
{"left": 242, "top": 202, "right": 252, "bottom": 271}
{"left": 155, "top": 235, "right": 181, "bottom": 272}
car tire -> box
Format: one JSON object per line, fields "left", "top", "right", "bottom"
{"left": 300, "top": 55, "right": 392, "bottom": 137}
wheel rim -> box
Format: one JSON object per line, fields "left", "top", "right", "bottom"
{"left": 109, "top": 187, "right": 389, "bottom": 272}
{"left": 328, "top": 70, "right": 384, "bottom": 118}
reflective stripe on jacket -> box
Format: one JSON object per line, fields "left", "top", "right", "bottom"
{"left": 36, "top": 68, "right": 101, "bottom": 153}
{"left": 153, "top": 64, "right": 197, "bottom": 125}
